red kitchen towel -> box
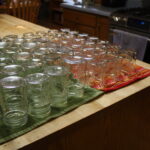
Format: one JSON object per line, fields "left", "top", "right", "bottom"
{"left": 91, "top": 65, "right": 150, "bottom": 92}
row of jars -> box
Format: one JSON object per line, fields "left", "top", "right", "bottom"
{"left": 0, "top": 29, "right": 137, "bottom": 87}
{"left": 0, "top": 29, "right": 137, "bottom": 128}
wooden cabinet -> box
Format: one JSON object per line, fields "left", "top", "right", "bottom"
{"left": 49, "top": 0, "right": 63, "bottom": 25}
{"left": 63, "top": 9, "right": 97, "bottom": 35}
{"left": 63, "top": 8, "right": 110, "bottom": 40}
{"left": 96, "top": 16, "right": 110, "bottom": 40}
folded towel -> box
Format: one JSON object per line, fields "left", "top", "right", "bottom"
{"left": 112, "top": 29, "right": 148, "bottom": 60}
{"left": 91, "top": 64, "right": 150, "bottom": 92}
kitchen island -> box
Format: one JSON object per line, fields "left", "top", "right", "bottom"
{"left": 0, "top": 14, "right": 150, "bottom": 150}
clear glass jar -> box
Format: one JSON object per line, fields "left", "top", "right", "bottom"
{"left": 44, "top": 66, "right": 69, "bottom": 107}
{"left": 0, "top": 76, "right": 28, "bottom": 128}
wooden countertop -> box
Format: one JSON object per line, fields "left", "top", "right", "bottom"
{"left": 0, "top": 14, "right": 150, "bottom": 150}
{"left": 0, "top": 14, "right": 49, "bottom": 36}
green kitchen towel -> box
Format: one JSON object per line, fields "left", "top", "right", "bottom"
{"left": 0, "top": 86, "right": 103, "bottom": 144}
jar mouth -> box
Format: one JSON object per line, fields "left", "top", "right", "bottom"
{"left": 83, "top": 47, "right": 94, "bottom": 51}
{"left": 22, "top": 42, "right": 37, "bottom": 49}
{"left": 44, "top": 65, "right": 69, "bottom": 76}
{"left": 14, "top": 38, "right": 24, "bottom": 44}
{"left": 78, "top": 33, "right": 88, "bottom": 38}
{"left": 4, "top": 34, "right": 18, "bottom": 40}
{"left": 83, "top": 55, "right": 93, "bottom": 61}
{"left": 0, "top": 57, "right": 10, "bottom": 62}
{"left": 5, "top": 50, "right": 16, "bottom": 55}
{"left": 1, "top": 76, "right": 24, "bottom": 88}
{"left": 15, "top": 51, "right": 31, "bottom": 60}
{"left": 63, "top": 56, "right": 84, "bottom": 64}
{"left": 3, "top": 64, "right": 23, "bottom": 75}
{"left": 0, "top": 41, "right": 8, "bottom": 49}
{"left": 60, "top": 28, "right": 70, "bottom": 33}
{"left": 26, "top": 73, "right": 47, "bottom": 85}
{"left": 23, "top": 32, "right": 34, "bottom": 38}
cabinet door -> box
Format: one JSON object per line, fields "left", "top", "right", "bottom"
{"left": 63, "top": 20, "right": 76, "bottom": 30}
{"left": 97, "top": 16, "right": 110, "bottom": 41}
{"left": 63, "top": 9, "right": 96, "bottom": 26}
{"left": 63, "top": 8, "right": 97, "bottom": 36}
{"left": 49, "top": 0, "right": 63, "bottom": 25}
{"left": 76, "top": 24, "right": 96, "bottom": 35}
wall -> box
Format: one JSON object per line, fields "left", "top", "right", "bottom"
{"left": 126, "top": 0, "right": 142, "bottom": 8}
{"left": 126, "top": 0, "right": 150, "bottom": 8}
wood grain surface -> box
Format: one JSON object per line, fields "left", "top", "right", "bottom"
{"left": 0, "top": 14, "right": 150, "bottom": 150}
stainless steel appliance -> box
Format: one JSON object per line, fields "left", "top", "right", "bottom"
{"left": 110, "top": 7, "right": 150, "bottom": 63}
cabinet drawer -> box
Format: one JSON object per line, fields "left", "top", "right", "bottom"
{"left": 76, "top": 24, "right": 96, "bottom": 35}
{"left": 63, "top": 20, "right": 76, "bottom": 30}
{"left": 63, "top": 9, "right": 97, "bottom": 27}
{"left": 97, "top": 16, "right": 110, "bottom": 25}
